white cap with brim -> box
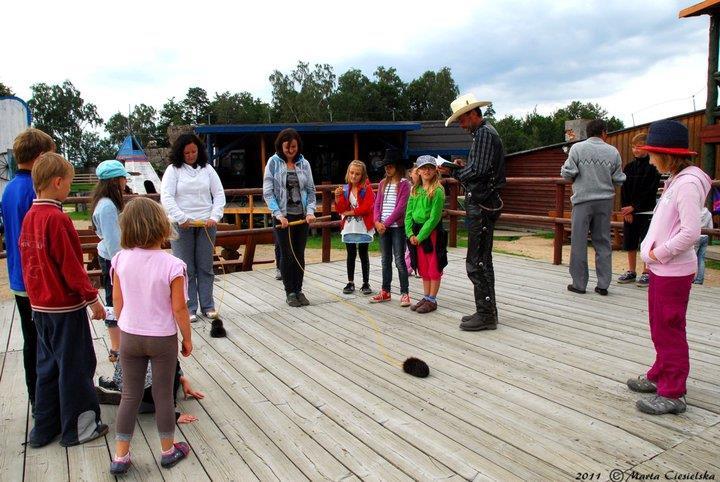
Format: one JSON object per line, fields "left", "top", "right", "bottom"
{"left": 415, "top": 155, "right": 438, "bottom": 169}
{"left": 445, "top": 93, "right": 491, "bottom": 127}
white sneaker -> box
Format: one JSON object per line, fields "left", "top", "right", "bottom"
{"left": 203, "top": 310, "right": 219, "bottom": 319}
{"left": 189, "top": 314, "right": 197, "bottom": 323}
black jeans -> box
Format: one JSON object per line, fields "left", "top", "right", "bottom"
{"left": 276, "top": 214, "right": 308, "bottom": 294}
{"left": 15, "top": 295, "right": 37, "bottom": 405}
{"left": 465, "top": 201, "right": 501, "bottom": 320}
{"left": 346, "top": 243, "right": 369, "bottom": 284}
{"left": 32, "top": 308, "right": 103, "bottom": 446}
{"left": 379, "top": 227, "right": 409, "bottom": 294}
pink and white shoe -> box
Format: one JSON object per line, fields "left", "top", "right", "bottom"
{"left": 400, "top": 293, "right": 411, "bottom": 307}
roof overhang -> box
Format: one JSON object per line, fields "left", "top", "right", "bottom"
{"left": 195, "top": 122, "right": 422, "bottom": 135}
{"left": 679, "top": 0, "right": 720, "bottom": 18}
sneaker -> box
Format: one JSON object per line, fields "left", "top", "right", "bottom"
{"left": 567, "top": 284, "right": 586, "bottom": 294}
{"left": 275, "top": 268, "right": 282, "bottom": 280}
{"left": 410, "top": 299, "right": 427, "bottom": 311}
{"left": 636, "top": 395, "right": 687, "bottom": 415}
{"left": 98, "top": 376, "right": 120, "bottom": 392}
{"left": 370, "top": 290, "right": 391, "bottom": 303}
{"left": 594, "top": 287, "right": 608, "bottom": 296}
{"left": 286, "top": 293, "right": 302, "bottom": 307}
{"left": 416, "top": 300, "right": 437, "bottom": 314}
{"left": 296, "top": 292, "right": 310, "bottom": 306}
{"left": 60, "top": 423, "right": 109, "bottom": 447}
{"left": 617, "top": 271, "right": 637, "bottom": 284}
{"left": 160, "top": 442, "right": 191, "bottom": 468}
{"left": 342, "top": 282, "right": 355, "bottom": 294}
{"left": 189, "top": 314, "right": 198, "bottom": 323}
{"left": 693, "top": 279, "right": 703, "bottom": 285}
{"left": 108, "top": 350, "right": 119, "bottom": 363}
{"left": 110, "top": 454, "right": 132, "bottom": 475}
{"left": 360, "top": 283, "right": 372, "bottom": 295}
{"left": 96, "top": 385, "right": 121, "bottom": 405}
{"left": 627, "top": 375, "right": 657, "bottom": 393}
{"left": 400, "top": 293, "right": 411, "bottom": 307}
{"left": 636, "top": 273, "right": 650, "bottom": 287}
{"left": 203, "top": 309, "right": 219, "bottom": 319}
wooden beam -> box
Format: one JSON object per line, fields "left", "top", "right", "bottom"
{"left": 260, "top": 134, "right": 267, "bottom": 175}
{"left": 679, "top": 0, "right": 720, "bottom": 18}
{"left": 704, "top": 14, "right": 720, "bottom": 177}
{"left": 353, "top": 133, "right": 359, "bottom": 160}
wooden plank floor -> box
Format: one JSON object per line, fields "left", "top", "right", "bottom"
{"left": 1, "top": 250, "right": 719, "bottom": 481}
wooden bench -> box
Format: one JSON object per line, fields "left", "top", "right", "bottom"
{"left": 81, "top": 223, "right": 276, "bottom": 286}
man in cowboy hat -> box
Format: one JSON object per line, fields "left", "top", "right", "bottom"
{"left": 443, "top": 93, "right": 506, "bottom": 331}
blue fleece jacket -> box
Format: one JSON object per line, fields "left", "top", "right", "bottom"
{"left": 1, "top": 171, "right": 35, "bottom": 293}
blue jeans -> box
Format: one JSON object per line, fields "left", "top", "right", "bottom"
{"left": 694, "top": 235, "right": 709, "bottom": 284}
{"left": 379, "top": 227, "right": 409, "bottom": 294}
{"left": 170, "top": 225, "right": 216, "bottom": 314}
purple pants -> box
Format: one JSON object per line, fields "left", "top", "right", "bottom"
{"left": 646, "top": 271, "right": 694, "bottom": 398}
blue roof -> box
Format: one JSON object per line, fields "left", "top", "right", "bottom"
{"left": 116, "top": 135, "right": 147, "bottom": 161}
{"left": 195, "top": 122, "right": 422, "bottom": 135}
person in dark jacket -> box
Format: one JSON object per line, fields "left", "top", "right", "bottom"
{"left": 617, "top": 133, "right": 661, "bottom": 287}
{"left": 443, "top": 93, "right": 506, "bottom": 331}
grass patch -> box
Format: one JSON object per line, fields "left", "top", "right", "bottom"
{"left": 70, "top": 183, "right": 95, "bottom": 194}
{"left": 495, "top": 235, "right": 522, "bottom": 242}
{"left": 306, "top": 233, "right": 381, "bottom": 252}
{"left": 493, "top": 248, "right": 532, "bottom": 258}
{"left": 706, "top": 259, "right": 720, "bottom": 271}
{"left": 67, "top": 210, "right": 91, "bottom": 221}
{"left": 534, "top": 230, "right": 556, "bottom": 239}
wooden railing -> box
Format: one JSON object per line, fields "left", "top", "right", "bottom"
{"left": 4, "top": 179, "right": 719, "bottom": 267}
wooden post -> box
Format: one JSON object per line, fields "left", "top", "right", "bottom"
{"left": 448, "top": 181, "right": 458, "bottom": 248}
{"left": 553, "top": 182, "right": 566, "bottom": 265}
{"left": 353, "top": 133, "right": 359, "bottom": 160}
{"left": 321, "top": 184, "right": 332, "bottom": 263}
{"left": 704, "top": 14, "right": 719, "bottom": 178}
{"left": 248, "top": 195, "right": 254, "bottom": 229}
{"left": 260, "top": 134, "right": 267, "bottom": 176}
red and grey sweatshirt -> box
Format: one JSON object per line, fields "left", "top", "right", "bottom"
{"left": 20, "top": 199, "right": 99, "bottom": 313}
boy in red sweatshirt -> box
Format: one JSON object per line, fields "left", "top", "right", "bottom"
{"left": 20, "top": 152, "right": 108, "bottom": 447}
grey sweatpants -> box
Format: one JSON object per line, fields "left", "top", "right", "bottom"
{"left": 115, "top": 331, "right": 178, "bottom": 442}
{"left": 569, "top": 198, "right": 614, "bottom": 290}
{"left": 170, "top": 225, "right": 216, "bottom": 314}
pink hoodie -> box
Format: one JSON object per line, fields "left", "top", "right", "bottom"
{"left": 640, "top": 166, "right": 711, "bottom": 276}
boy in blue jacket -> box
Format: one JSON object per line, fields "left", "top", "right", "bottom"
{"left": 1, "top": 128, "right": 56, "bottom": 412}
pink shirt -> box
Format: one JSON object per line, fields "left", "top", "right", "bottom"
{"left": 111, "top": 248, "right": 187, "bottom": 337}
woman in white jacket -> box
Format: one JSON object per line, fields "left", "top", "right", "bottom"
{"left": 161, "top": 134, "right": 225, "bottom": 321}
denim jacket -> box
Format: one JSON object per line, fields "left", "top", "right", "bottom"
{"left": 263, "top": 154, "right": 317, "bottom": 218}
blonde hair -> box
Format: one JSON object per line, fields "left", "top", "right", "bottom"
{"left": 120, "top": 197, "right": 175, "bottom": 249}
{"left": 344, "top": 160, "right": 368, "bottom": 185}
{"left": 631, "top": 132, "right": 647, "bottom": 146}
{"left": 649, "top": 153, "right": 693, "bottom": 175}
{"left": 31, "top": 152, "right": 74, "bottom": 193}
{"left": 412, "top": 165, "right": 442, "bottom": 198}
{"left": 13, "top": 128, "right": 56, "bottom": 165}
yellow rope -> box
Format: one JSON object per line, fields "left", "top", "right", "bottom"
{"left": 284, "top": 220, "right": 402, "bottom": 368}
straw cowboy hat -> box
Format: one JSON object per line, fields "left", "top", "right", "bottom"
{"left": 445, "top": 93, "right": 491, "bottom": 127}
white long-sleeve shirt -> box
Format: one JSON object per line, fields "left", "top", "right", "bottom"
{"left": 160, "top": 164, "right": 226, "bottom": 223}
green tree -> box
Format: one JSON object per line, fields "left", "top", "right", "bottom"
{"left": 330, "top": 69, "right": 375, "bottom": 121}
{"left": 183, "top": 87, "right": 211, "bottom": 124}
{"left": 269, "top": 61, "right": 336, "bottom": 122}
{"left": 552, "top": 101, "right": 624, "bottom": 132}
{"left": 28, "top": 80, "right": 103, "bottom": 166}
{"left": 370, "top": 67, "right": 408, "bottom": 121}
{"left": 210, "top": 91, "right": 270, "bottom": 124}
{"left": 0, "top": 82, "right": 14, "bottom": 96}
{"left": 405, "top": 67, "right": 459, "bottom": 120}
{"left": 105, "top": 104, "right": 159, "bottom": 147}
{"left": 157, "top": 97, "right": 190, "bottom": 146}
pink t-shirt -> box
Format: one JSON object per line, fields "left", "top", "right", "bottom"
{"left": 111, "top": 248, "right": 187, "bottom": 337}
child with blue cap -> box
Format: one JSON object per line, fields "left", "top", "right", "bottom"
{"left": 91, "top": 160, "right": 131, "bottom": 362}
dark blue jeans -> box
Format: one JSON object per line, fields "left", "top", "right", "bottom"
{"left": 32, "top": 308, "right": 103, "bottom": 446}
{"left": 379, "top": 227, "right": 409, "bottom": 294}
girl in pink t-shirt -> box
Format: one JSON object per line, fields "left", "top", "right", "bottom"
{"left": 109, "top": 198, "right": 193, "bottom": 475}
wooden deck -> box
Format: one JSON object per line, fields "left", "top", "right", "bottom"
{"left": 1, "top": 250, "right": 719, "bottom": 481}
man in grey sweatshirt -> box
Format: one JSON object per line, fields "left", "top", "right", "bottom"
{"left": 561, "top": 119, "right": 626, "bottom": 295}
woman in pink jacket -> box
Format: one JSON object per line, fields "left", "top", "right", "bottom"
{"left": 626, "top": 120, "right": 711, "bottom": 415}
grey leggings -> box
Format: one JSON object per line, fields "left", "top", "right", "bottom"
{"left": 115, "top": 331, "right": 178, "bottom": 441}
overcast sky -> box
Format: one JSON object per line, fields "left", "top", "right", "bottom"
{"left": 2, "top": 0, "right": 708, "bottom": 127}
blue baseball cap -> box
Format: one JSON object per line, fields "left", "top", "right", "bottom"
{"left": 96, "top": 160, "right": 130, "bottom": 180}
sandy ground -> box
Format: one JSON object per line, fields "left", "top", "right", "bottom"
{"left": 1, "top": 228, "right": 716, "bottom": 302}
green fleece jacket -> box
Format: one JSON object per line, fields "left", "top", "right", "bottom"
{"left": 405, "top": 186, "right": 445, "bottom": 242}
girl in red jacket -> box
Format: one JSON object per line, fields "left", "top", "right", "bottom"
{"left": 335, "top": 160, "right": 375, "bottom": 294}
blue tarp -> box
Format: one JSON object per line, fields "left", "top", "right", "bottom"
{"left": 116, "top": 135, "right": 146, "bottom": 162}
